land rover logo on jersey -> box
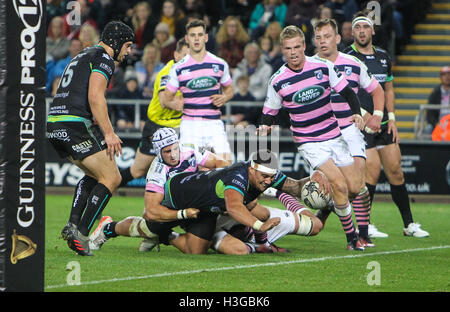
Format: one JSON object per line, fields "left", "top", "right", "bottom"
{"left": 187, "top": 76, "right": 217, "bottom": 90}
{"left": 293, "top": 86, "right": 325, "bottom": 105}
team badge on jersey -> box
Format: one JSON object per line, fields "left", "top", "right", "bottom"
{"left": 212, "top": 64, "right": 219, "bottom": 73}
{"left": 344, "top": 66, "right": 352, "bottom": 76}
{"left": 314, "top": 70, "right": 323, "bottom": 80}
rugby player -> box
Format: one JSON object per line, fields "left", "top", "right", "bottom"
{"left": 119, "top": 38, "right": 189, "bottom": 187}
{"left": 258, "top": 25, "right": 367, "bottom": 251}
{"left": 89, "top": 127, "right": 230, "bottom": 252}
{"left": 47, "top": 21, "right": 134, "bottom": 256}
{"left": 313, "top": 18, "right": 385, "bottom": 247}
{"left": 344, "top": 13, "right": 429, "bottom": 238}
{"left": 164, "top": 19, "right": 235, "bottom": 162}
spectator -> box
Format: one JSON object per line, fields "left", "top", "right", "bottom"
{"left": 285, "top": 0, "right": 318, "bottom": 28}
{"left": 225, "top": 75, "right": 259, "bottom": 127}
{"left": 115, "top": 68, "right": 145, "bottom": 130}
{"left": 106, "top": 66, "right": 126, "bottom": 99}
{"left": 338, "top": 20, "right": 353, "bottom": 51}
{"left": 152, "top": 22, "right": 177, "bottom": 64}
{"left": 216, "top": 16, "right": 250, "bottom": 71}
{"left": 47, "top": 0, "right": 69, "bottom": 30}
{"left": 258, "top": 35, "right": 284, "bottom": 74}
{"left": 78, "top": 23, "right": 99, "bottom": 49}
{"left": 160, "top": 0, "right": 185, "bottom": 37}
{"left": 131, "top": 1, "right": 158, "bottom": 50}
{"left": 46, "top": 16, "right": 70, "bottom": 63}
{"left": 225, "top": 0, "right": 259, "bottom": 27}
{"left": 425, "top": 66, "right": 450, "bottom": 135}
{"left": 324, "top": 0, "right": 358, "bottom": 25}
{"left": 47, "top": 38, "right": 83, "bottom": 96}
{"left": 233, "top": 42, "right": 273, "bottom": 101}
{"left": 249, "top": 0, "right": 287, "bottom": 41}
{"left": 135, "top": 43, "right": 165, "bottom": 98}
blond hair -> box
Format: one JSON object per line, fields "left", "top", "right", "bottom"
{"left": 141, "top": 43, "right": 161, "bottom": 67}
{"left": 132, "top": 2, "right": 151, "bottom": 31}
{"left": 216, "top": 16, "right": 249, "bottom": 45}
{"left": 279, "top": 25, "right": 305, "bottom": 44}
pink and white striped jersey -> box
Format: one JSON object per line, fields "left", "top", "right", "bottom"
{"left": 166, "top": 52, "right": 232, "bottom": 120}
{"left": 327, "top": 52, "right": 379, "bottom": 129}
{"left": 263, "top": 56, "right": 349, "bottom": 145}
{"left": 145, "top": 145, "right": 210, "bottom": 194}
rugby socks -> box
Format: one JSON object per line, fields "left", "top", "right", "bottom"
{"left": 119, "top": 167, "right": 134, "bottom": 187}
{"left": 69, "top": 175, "right": 98, "bottom": 225}
{"left": 103, "top": 221, "right": 118, "bottom": 238}
{"left": 390, "top": 183, "right": 414, "bottom": 227}
{"left": 276, "top": 191, "right": 308, "bottom": 214}
{"left": 335, "top": 202, "right": 357, "bottom": 242}
{"left": 245, "top": 243, "right": 256, "bottom": 254}
{"left": 78, "top": 183, "right": 112, "bottom": 236}
{"left": 254, "top": 231, "right": 268, "bottom": 245}
{"left": 352, "top": 187, "right": 371, "bottom": 238}
{"left": 366, "top": 183, "right": 376, "bottom": 205}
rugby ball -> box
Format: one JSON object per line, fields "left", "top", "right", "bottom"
{"left": 301, "top": 181, "right": 331, "bottom": 210}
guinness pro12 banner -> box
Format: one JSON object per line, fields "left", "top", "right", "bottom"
{"left": 0, "top": 0, "right": 46, "bottom": 291}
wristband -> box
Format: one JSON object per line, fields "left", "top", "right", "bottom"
{"left": 388, "top": 112, "right": 395, "bottom": 121}
{"left": 360, "top": 108, "right": 367, "bottom": 117}
{"left": 252, "top": 220, "right": 264, "bottom": 231}
{"left": 177, "top": 209, "right": 187, "bottom": 220}
{"left": 373, "top": 110, "right": 383, "bottom": 118}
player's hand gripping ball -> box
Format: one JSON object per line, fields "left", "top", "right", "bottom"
{"left": 301, "top": 181, "right": 331, "bottom": 209}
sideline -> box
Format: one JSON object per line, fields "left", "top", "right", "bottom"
{"left": 46, "top": 245, "right": 450, "bottom": 290}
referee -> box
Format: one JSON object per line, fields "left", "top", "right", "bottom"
{"left": 344, "top": 12, "right": 429, "bottom": 238}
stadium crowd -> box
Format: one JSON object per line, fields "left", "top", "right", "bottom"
{"left": 46, "top": 0, "right": 432, "bottom": 130}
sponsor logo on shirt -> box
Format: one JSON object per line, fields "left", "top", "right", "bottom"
{"left": 293, "top": 86, "right": 325, "bottom": 105}
{"left": 186, "top": 76, "right": 218, "bottom": 90}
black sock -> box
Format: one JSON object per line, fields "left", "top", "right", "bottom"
{"left": 69, "top": 175, "right": 98, "bottom": 225}
{"left": 119, "top": 167, "right": 134, "bottom": 187}
{"left": 390, "top": 183, "right": 414, "bottom": 227}
{"left": 103, "top": 221, "right": 118, "bottom": 238}
{"left": 78, "top": 183, "right": 112, "bottom": 236}
{"left": 366, "top": 183, "right": 376, "bottom": 206}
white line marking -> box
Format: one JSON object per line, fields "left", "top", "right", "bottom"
{"left": 46, "top": 245, "right": 450, "bottom": 289}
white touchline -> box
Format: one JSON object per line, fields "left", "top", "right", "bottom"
{"left": 46, "top": 245, "right": 450, "bottom": 289}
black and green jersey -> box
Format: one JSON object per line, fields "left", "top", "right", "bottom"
{"left": 48, "top": 45, "right": 115, "bottom": 121}
{"left": 163, "top": 162, "right": 287, "bottom": 214}
{"left": 344, "top": 44, "right": 393, "bottom": 124}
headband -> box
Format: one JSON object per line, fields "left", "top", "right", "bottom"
{"left": 250, "top": 160, "right": 277, "bottom": 175}
{"left": 352, "top": 16, "right": 374, "bottom": 29}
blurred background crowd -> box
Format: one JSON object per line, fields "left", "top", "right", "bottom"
{"left": 46, "top": 0, "right": 431, "bottom": 130}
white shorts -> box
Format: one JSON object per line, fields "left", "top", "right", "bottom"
{"left": 298, "top": 136, "right": 354, "bottom": 169}
{"left": 266, "top": 207, "right": 296, "bottom": 243}
{"left": 179, "top": 119, "right": 231, "bottom": 154}
{"left": 341, "top": 124, "right": 366, "bottom": 159}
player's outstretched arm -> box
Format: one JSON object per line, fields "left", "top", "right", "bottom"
{"left": 280, "top": 170, "right": 332, "bottom": 198}
{"left": 144, "top": 191, "right": 199, "bottom": 222}
{"left": 225, "top": 189, "right": 280, "bottom": 232}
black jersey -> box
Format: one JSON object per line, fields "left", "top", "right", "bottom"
{"left": 344, "top": 43, "right": 393, "bottom": 124}
{"left": 48, "top": 45, "right": 115, "bottom": 120}
{"left": 165, "top": 162, "right": 287, "bottom": 214}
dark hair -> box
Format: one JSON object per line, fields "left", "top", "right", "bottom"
{"left": 185, "top": 19, "right": 206, "bottom": 32}
{"left": 176, "top": 37, "right": 188, "bottom": 52}
{"left": 251, "top": 149, "right": 279, "bottom": 171}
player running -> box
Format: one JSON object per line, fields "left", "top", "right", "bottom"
{"left": 344, "top": 12, "right": 429, "bottom": 238}
{"left": 47, "top": 21, "right": 134, "bottom": 256}
{"left": 164, "top": 19, "right": 234, "bottom": 162}
{"left": 258, "top": 25, "right": 366, "bottom": 251}
{"left": 313, "top": 18, "right": 385, "bottom": 247}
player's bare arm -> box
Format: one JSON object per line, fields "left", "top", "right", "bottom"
{"left": 203, "top": 152, "right": 232, "bottom": 168}
{"left": 384, "top": 81, "right": 399, "bottom": 143}
{"left": 281, "top": 170, "right": 332, "bottom": 198}
{"left": 224, "top": 189, "right": 280, "bottom": 232}
{"left": 211, "top": 84, "right": 234, "bottom": 107}
{"left": 160, "top": 90, "right": 184, "bottom": 111}
{"left": 364, "top": 84, "right": 385, "bottom": 133}
{"left": 88, "top": 72, "right": 122, "bottom": 159}
{"left": 144, "top": 191, "right": 199, "bottom": 222}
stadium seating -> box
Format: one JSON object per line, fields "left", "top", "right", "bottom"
{"left": 393, "top": 0, "right": 450, "bottom": 139}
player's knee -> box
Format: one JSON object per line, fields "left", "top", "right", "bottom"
{"left": 331, "top": 180, "right": 348, "bottom": 197}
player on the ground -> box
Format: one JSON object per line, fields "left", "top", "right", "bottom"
{"left": 258, "top": 25, "right": 367, "bottom": 251}
{"left": 164, "top": 19, "right": 235, "bottom": 162}
{"left": 119, "top": 38, "right": 189, "bottom": 187}
{"left": 89, "top": 127, "right": 230, "bottom": 251}
{"left": 313, "top": 18, "right": 385, "bottom": 247}
{"left": 46, "top": 21, "right": 134, "bottom": 256}
{"left": 344, "top": 12, "right": 429, "bottom": 238}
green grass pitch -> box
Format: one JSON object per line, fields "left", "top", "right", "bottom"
{"left": 44, "top": 194, "right": 450, "bottom": 292}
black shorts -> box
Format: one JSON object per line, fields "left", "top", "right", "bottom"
{"left": 47, "top": 119, "right": 106, "bottom": 160}
{"left": 139, "top": 120, "right": 180, "bottom": 156}
{"left": 146, "top": 212, "right": 217, "bottom": 245}
{"left": 364, "top": 124, "right": 395, "bottom": 149}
